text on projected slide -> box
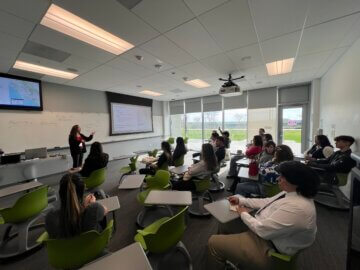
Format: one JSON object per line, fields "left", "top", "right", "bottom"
{"left": 111, "top": 103, "right": 152, "bottom": 134}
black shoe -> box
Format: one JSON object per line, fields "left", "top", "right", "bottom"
{"left": 226, "top": 175, "right": 234, "bottom": 179}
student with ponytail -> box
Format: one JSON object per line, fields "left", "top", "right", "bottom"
{"left": 45, "top": 173, "right": 108, "bottom": 238}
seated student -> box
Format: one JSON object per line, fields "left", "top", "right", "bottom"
{"left": 210, "top": 131, "right": 220, "bottom": 145}
{"left": 258, "top": 141, "right": 276, "bottom": 164}
{"left": 218, "top": 127, "right": 231, "bottom": 149}
{"left": 172, "top": 137, "right": 187, "bottom": 165}
{"left": 263, "top": 133, "right": 273, "bottom": 144}
{"left": 45, "top": 173, "right": 108, "bottom": 239}
{"left": 215, "top": 136, "right": 226, "bottom": 163}
{"left": 79, "top": 142, "right": 109, "bottom": 177}
{"left": 259, "top": 127, "right": 266, "bottom": 141}
{"left": 226, "top": 135, "right": 264, "bottom": 192}
{"left": 307, "top": 135, "right": 356, "bottom": 183}
{"left": 139, "top": 141, "right": 172, "bottom": 175}
{"left": 207, "top": 161, "right": 320, "bottom": 270}
{"left": 172, "top": 143, "right": 217, "bottom": 191}
{"left": 305, "top": 134, "right": 334, "bottom": 160}
{"left": 235, "top": 144, "right": 294, "bottom": 197}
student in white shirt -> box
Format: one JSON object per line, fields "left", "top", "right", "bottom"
{"left": 207, "top": 161, "right": 320, "bottom": 270}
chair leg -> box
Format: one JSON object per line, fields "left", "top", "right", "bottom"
{"left": 176, "top": 241, "right": 193, "bottom": 270}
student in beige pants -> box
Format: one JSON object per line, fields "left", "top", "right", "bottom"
{"left": 207, "top": 161, "right": 320, "bottom": 270}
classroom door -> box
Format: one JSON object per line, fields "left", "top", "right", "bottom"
{"left": 278, "top": 106, "right": 307, "bottom": 156}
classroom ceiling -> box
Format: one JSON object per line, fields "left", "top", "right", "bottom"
{"left": 1, "top": 0, "right": 360, "bottom": 101}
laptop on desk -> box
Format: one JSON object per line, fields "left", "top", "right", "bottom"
{"left": 25, "top": 147, "right": 48, "bottom": 159}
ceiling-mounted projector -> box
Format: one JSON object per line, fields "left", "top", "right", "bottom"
{"left": 219, "top": 74, "right": 245, "bottom": 97}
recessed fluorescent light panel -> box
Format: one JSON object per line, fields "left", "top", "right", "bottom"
{"left": 266, "top": 58, "right": 294, "bottom": 76}
{"left": 140, "top": 90, "right": 163, "bottom": 96}
{"left": 185, "top": 79, "right": 211, "bottom": 88}
{"left": 13, "top": 61, "right": 78, "bottom": 79}
{"left": 40, "top": 4, "right": 134, "bottom": 55}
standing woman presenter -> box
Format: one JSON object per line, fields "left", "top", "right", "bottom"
{"left": 69, "top": 125, "right": 94, "bottom": 169}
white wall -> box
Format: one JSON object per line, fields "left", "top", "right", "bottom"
{"left": 320, "top": 38, "right": 360, "bottom": 152}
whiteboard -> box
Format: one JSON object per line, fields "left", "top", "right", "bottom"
{"left": 0, "top": 110, "right": 163, "bottom": 153}
{"left": 111, "top": 103, "right": 153, "bottom": 134}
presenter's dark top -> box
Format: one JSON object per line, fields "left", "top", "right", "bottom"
{"left": 68, "top": 133, "right": 93, "bottom": 155}
{"left": 45, "top": 202, "right": 105, "bottom": 239}
{"left": 172, "top": 147, "right": 187, "bottom": 164}
{"left": 80, "top": 153, "right": 109, "bottom": 177}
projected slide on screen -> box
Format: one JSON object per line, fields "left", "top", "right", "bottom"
{"left": 111, "top": 103, "right": 153, "bottom": 134}
{"left": 0, "top": 77, "right": 41, "bottom": 107}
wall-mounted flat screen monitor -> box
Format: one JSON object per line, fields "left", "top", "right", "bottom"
{"left": 0, "top": 73, "right": 43, "bottom": 111}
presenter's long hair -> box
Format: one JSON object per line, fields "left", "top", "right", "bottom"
{"left": 202, "top": 143, "right": 218, "bottom": 171}
{"left": 175, "top": 137, "right": 187, "bottom": 155}
{"left": 69, "top": 125, "right": 80, "bottom": 138}
{"left": 59, "top": 173, "right": 84, "bottom": 237}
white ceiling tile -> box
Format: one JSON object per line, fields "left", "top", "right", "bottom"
{"left": 200, "top": 53, "right": 238, "bottom": 76}
{"left": 53, "top": 0, "right": 159, "bottom": 46}
{"left": 247, "top": 78, "right": 270, "bottom": 88}
{"left": 66, "top": 65, "right": 138, "bottom": 90}
{"left": 41, "top": 75, "right": 68, "bottom": 84}
{"left": 179, "top": 62, "right": 218, "bottom": 79}
{"left": 241, "top": 65, "right": 268, "bottom": 80}
{"left": 132, "top": 0, "right": 194, "bottom": 33}
{"left": 161, "top": 68, "right": 191, "bottom": 82}
{"left": 316, "top": 47, "right": 349, "bottom": 77}
{"left": 299, "top": 14, "right": 359, "bottom": 55}
{"left": 0, "top": 55, "right": 16, "bottom": 73}
{"left": 29, "top": 25, "right": 115, "bottom": 63}
{"left": 140, "top": 35, "right": 196, "bottom": 66}
{"left": 0, "top": 31, "right": 27, "bottom": 56}
{"left": 338, "top": 16, "right": 360, "bottom": 48}
{"left": 0, "top": 0, "right": 50, "bottom": 23}
{"left": 107, "top": 57, "right": 155, "bottom": 78}
{"left": 198, "top": 0, "right": 257, "bottom": 51}
{"left": 261, "top": 31, "right": 301, "bottom": 63}
{"left": 306, "top": 0, "right": 360, "bottom": 27}
{"left": 293, "top": 50, "right": 332, "bottom": 72}
{"left": 165, "top": 19, "right": 222, "bottom": 59}
{"left": 227, "top": 43, "right": 263, "bottom": 70}
{"left": 250, "top": 0, "right": 307, "bottom": 41}
{"left": 184, "top": 0, "right": 228, "bottom": 16}
{"left": 120, "top": 47, "right": 174, "bottom": 72}
{"left": 269, "top": 73, "right": 294, "bottom": 85}
{"left": 0, "top": 10, "right": 35, "bottom": 39}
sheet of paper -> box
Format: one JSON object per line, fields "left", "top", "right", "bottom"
{"left": 229, "top": 204, "right": 238, "bottom": 212}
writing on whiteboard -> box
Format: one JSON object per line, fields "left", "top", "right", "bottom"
{"left": 111, "top": 103, "right": 153, "bottom": 134}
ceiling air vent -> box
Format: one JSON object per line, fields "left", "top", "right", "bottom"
{"left": 116, "top": 0, "right": 143, "bottom": 9}
{"left": 22, "top": 41, "right": 71, "bottom": 63}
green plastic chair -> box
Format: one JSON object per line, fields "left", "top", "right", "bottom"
{"left": 83, "top": 167, "right": 106, "bottom": 190}
{"left": 167, "top": 137, "right": 175, "bottom": 145}
{"left": 173, "top": 155, "right": 185, "bottom": 167}
{"left": 147, "top": 149, "right": 158, "bottom": 157}
{"left": 189, "top": 174, "right": 213, "bottom": 216}
{"left": 137, "top": 170, "right": 172, "bottom": 228}
{"left": 0, "top": 186, "right": 48, "bottom": 258}
{"left": 135, "top": 206, "right": 192, "bottom": 268}
{"left": 263, "top": 182, "right": 281, "bottom": 197}
{"left": 37, "top": 220, "right": 114, "bottom": 269}
{"left": 183, "top": 137, "right": 188, "bottom": 144}
{"left": 269, "top": 250, "right": 298, "bottom": 270}
{"left": 120, "top": 155, "right": 139, "bottom": 175}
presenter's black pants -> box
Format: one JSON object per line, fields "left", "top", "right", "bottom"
{"left": 71, "top": 153, "right": 83, "bottom": 168}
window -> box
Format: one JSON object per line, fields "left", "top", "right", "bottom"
{"left": 247, "top": 108, "right": 277, "bottom": 143}
{"left": 170, "top": 114, "right": 185, "bottom": 139}
{"left": 186, "top": 112, "right": 202, "bottom": 151}
{"left": 224, "top": 108, "right": 247, "bottom": 153}
{"left": 203, "top": 111, "right": 222, "bottom": 141}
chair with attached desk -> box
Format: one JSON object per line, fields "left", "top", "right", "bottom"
{"left": 134, "top": 206, "right": 192, "bottom": 269}
{"left": 209, "top": 161, "right": 226, "bottom": 192}
{"left": 83, "top": 167, "right": 107, "bottom": 199}
{"left": 188, "top": 173, "right": 214, "bottom": 216}
{"left": 137, "top": 170, "right": 173, "bottom": 228}
{"left": 119, "top": 156, "right": 139, "bottom": 183}
{"left": 37, "top": 220, "right": 114, "bottom": 269}
{"left": 147, "top": 149, "right": 158, "bottom": 158}
{"left": 268, "top": 250, "right": 299, "bottom": 270}
{"left": 167, "top": 137, "right": 175, "bottom": 146}
{"left": 0, "top": 186, "right": 49, "bottom": 258}
{"left": 313, "top": 170, "right": 350, "bottom": 210}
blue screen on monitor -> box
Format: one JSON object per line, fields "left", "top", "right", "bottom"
{"left": 0, "top": 74, "right": 42, "bottom": 110}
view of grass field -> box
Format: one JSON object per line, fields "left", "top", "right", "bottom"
{"left": 184, "top": 129, "right": 301, "bottom": 143}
